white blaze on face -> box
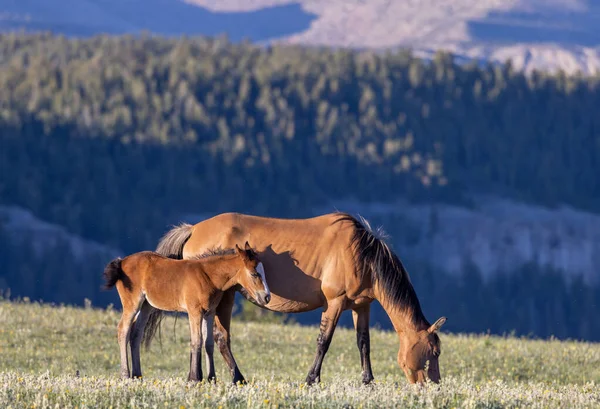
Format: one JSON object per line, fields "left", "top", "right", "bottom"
{"left": 256, "top": 262, "right": 270, "bottom": 297}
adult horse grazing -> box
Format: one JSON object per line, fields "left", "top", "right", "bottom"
{"left": 146, "top": 212, "right": 446, "bottom": 385}
{"left": 103, "top": 243, "right": 271, "bottom": 381}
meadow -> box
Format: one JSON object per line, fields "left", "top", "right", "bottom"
{"left": 1, "top": 300, "right": 599, "bottom": 408}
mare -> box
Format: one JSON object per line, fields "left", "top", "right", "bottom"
{"left": 144, "top": 212, "right": 446, "bottom": 384}
{"left": 103, "top": 242, "right": 271, "bottom": 381}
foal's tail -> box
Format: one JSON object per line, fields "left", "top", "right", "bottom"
{"left": 142, "top": 222, "right": 193, "bottom": 349}
{"left": 103, "top": 258, "right": 132, "bottom": 291}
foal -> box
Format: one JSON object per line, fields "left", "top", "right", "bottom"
{"left": 103, "top": 242, "right": 271, "bottom": 381}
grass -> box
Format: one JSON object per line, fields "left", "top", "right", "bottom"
{"left": 1, "top": 300, "right": 599, "bottom": 408}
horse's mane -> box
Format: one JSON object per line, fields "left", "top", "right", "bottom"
{"left": 190, "top": 247, "right": 236, "bottom": 260}
{"left": 333, "top": 212, "right": 429, "bottom": 327}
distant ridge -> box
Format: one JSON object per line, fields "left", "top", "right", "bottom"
{"left": 1, "top": 0, "right": 600, "bottom": 74}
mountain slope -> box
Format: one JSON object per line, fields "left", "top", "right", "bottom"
{"left": 314, "top": 197, "right": 600, "bottom": 285}
{"left": 193, "top": 0, "right": 600, "bottom": 74}
{"left": 1, "top": 0, "right": 599, "bottom": 74}
{"left": 0, "top": 206, "right": 120, "bottom": 305}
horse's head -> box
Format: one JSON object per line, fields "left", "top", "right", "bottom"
{"left": 397, "top": 317, "right": 446, "bottom": 384}
{"left": 235, "top": 241, "right": 271, "bottom": 306}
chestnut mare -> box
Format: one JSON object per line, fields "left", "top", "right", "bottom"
{"left": 142, "top": 212, "right": 446, "bottom": 385}
{"left": 103, "top": 243, "right": 271, "bottom": 381}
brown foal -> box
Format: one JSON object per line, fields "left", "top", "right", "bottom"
{"left": 103, "top": 242, "right": 270, "bottom": 381}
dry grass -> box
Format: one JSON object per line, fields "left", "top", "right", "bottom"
{"left": 1, "top": 300, "right": 599, "bottom": 408}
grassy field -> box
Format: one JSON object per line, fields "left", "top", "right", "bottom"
{"left": 1, "top": 300, "right": 599, "bottom": 408}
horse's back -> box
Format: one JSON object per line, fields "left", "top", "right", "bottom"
{"left": 181, "top": 212, "right": 363, "bottom": 311}
{"left": 185, "top": 212, "right": 353, "bottom": 258}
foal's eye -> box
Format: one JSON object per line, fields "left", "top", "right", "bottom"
{"left": 252, "top": 272, "right": 261, "bottom": 278}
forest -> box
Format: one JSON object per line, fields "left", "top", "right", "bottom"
{"left": 1, "top": 33, "right": 599, "bottom": 340}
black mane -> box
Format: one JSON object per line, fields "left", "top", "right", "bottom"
{"left": 333, "top": 212, "right": 428, "bottom": 327}
{"left": 190, "top": 247, "right": 236, "bottom": 260}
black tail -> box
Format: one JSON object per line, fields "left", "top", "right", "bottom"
{"left": 142, "top": 222, "right": 193, "bottom": 349}
{"left": 102, "top": 258, "right": 132, "bottom": 291}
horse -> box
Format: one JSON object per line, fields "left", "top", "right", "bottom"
{"left": 102, "top": 242, "right": 271, "bottom": 381}
{"left": 143, "top": 212, "right": 446, "bottom": 385}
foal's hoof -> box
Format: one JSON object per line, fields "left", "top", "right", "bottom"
{"left": 186, "top": 374, "right": 203, "bottom": 383}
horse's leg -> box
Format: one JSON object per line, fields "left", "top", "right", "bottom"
{"left": 305, "top": 297, "right": 344, "bottom": 385}
{"left": 352, "top": 304, "right": 374, "bottom": 385}
{"left": 214, "top": 290, "right": 246, "bottom": 384}
{"left": 130, "top": 301, "right": 154, "bottom": 379}
{"left": 202, "top": 312, "right": 216, "bottom": 382}
{"left": 187, "top": 310, "right": 204, "bottom": 382}
{"left": 117, "top": 305, "right": 139, "bottom": 379}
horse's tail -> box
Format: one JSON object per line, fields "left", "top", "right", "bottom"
{"left": 103, "top": 258, "right": 132, "bottom": 291}
{"left": 156, "top": 222, "right": 193, "bottom": 259}
{"left": 142, "top": 222, "right": 193, "bottom": 349}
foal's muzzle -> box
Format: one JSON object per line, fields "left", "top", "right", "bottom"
{"left": 256, "top": 292, "right": 271, "bottom": 306}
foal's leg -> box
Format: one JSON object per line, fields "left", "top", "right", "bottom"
{"left": 187, "top": 310, "right": 204, "bottom": 382}
{"left": 117, "top": 305, "right": 139, "bottom": 379}
{"left": 214, "top": 290, "right": 246, "bottom": 384}
{"left": 305, "top": 297, "right": 344, "bottom": 385}
{"left": 202, "top": 312, "right": 216, "bottom": 382}
{"left": 352, "top": 304, "right": 374, "bottom": 385}
{"left": 130, "top": 301, "right": 154, "bottom": 379}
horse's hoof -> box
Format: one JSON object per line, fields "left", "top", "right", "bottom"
{"left": 233, "top": 377, "right": 247, "bottom": 386}
{"left": 305, "top": 375, "right": 320, "bottom": 386}
{"left": 232, "top": 372, "right": 246, "bottom": 385}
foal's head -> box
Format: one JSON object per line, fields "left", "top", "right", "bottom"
{"left": 234, "top": 242, "right": 271, "bottom": 306}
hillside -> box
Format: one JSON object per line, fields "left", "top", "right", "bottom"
{"left": 1, "top": 0, "right": 600, "bottom": 74}
{"left": 317, "top": 197, "right": 600, "bottom": 285}
{"left": 2, "top": 33, "right": 600, "bottom": 341}
{"left": 1, "top": 301, "right": 599, "bottom": 408}
{"left": 0, "top": 206, "right": 120, "bottom": 306}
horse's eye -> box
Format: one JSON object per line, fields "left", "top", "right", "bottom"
{"left": 252, "top": 272, "right": 261, "bottom": 278}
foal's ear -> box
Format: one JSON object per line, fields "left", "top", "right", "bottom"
{"left": 244, "top": 241, "right": 252, "bottom": 252}
{"left": 428, "top": 317, "right": 447, "bottom": 334}
{"left": 236, "top": 243, "right": 251, "bottom": 260}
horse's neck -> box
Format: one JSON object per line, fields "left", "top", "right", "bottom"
{"left": 376, "top": 292, "right": 428, "bottom": 336}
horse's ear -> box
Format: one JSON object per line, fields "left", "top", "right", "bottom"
{"left": 235, "top": 244, "right": 243, "bottom": 254}
{"left": 244, "top": 241, "right": 252, "bottom": 251}
{"left": 428, "top": 317, "right": 447, "bottom": 334}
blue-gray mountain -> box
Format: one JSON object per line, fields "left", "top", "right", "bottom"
{"left": 2, "top": 0, "right": 600, "bottom": 74}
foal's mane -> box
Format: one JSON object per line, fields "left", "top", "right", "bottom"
{"left": 333, "top": 212, "right": 429, "bottom": 327}
{"left": 190, "top": 247, "right": 237, "bottom": 260}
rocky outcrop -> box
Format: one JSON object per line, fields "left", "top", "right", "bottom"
{"left": 316, "top": 197, "right": 600, "bottom": 284}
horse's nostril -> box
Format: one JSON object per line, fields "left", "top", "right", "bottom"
{"left": 265, "top": 294, "right": 271, "bottom": 304}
